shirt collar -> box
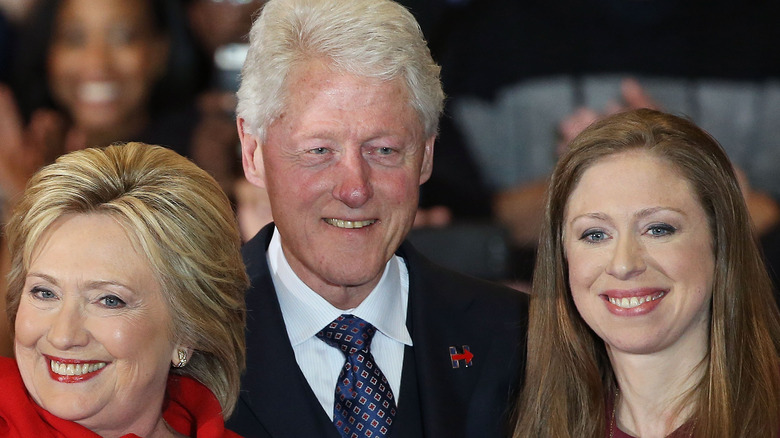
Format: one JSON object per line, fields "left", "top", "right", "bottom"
{"left": 268, "top": 228, "right": 412, "bottom": 347}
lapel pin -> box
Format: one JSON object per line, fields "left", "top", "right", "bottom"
{"left": 449, "top": 345, "right": 473, "bottom": 368}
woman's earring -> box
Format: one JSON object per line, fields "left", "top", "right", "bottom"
{"left": 174, "top": 349, "right": 188, "bottom": 368}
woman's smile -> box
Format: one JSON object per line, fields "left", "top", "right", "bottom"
{"left": 44, "top": 355, "right": 109, "bottom": 383}
{"left": 601, "top": 289, "right": 667, "bottom": 315}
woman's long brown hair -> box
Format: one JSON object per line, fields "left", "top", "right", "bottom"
{"left": 513, "top": 109, "right": 780, "bottom": 437}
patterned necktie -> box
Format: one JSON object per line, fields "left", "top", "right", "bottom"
{"left": 316, "top": 314, "right": 397, "bottom": 438}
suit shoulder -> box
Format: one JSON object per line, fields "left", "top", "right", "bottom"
{"left": 241, "top": 224, "right": 275, "bottom": 280}
{"left": 431, "top": 263, "right": 525, "bottom": 303}
{"left": 401, "top": 242, "right": 529, "bottom": 315}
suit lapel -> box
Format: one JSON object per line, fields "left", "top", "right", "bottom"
{"left": 397, "top": 242, "right": 484, "bottom": 437}
{"left": 238, "top": 224, "right": 341, "bottom": 437}
{"left": 390, "top": 343, "right": 424, "bottom": 438}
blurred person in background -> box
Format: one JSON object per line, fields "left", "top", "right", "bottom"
{"left": 0, "top": 0, "right": 217, "bottom": 357}
{"left": 184, "top": 0, "right": 273, "bottom": 240}
{"left": 0, "top": 0, "right": 239, "bottom": 213}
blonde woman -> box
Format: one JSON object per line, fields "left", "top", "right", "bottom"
{"left": 1, "top": 143, "right": 247, "bottom": 437}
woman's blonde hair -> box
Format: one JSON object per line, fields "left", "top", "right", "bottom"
{"left": 5, "top": 143, "right": 248, "bottom": 418}
{"left": 514, "top": 109, "right": 780, "bottom": 437}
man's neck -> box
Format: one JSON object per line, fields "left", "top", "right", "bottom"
{"left": 317, "top": 285, "right": 375, "bottom": 310}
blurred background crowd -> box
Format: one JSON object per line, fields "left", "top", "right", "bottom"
{"left": 0, "top": 0, "right": 779, "bottom": 319}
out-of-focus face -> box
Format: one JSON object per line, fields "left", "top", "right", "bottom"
{"left": 47, "top": 0, "right": 167, "bottom": 136}
{"left": 563, "top": 149, "right": 714, "bottom": 357}
{"left": 14, "top": 213, "right": 177, "bottom": 436}
{"left": 187, "top": 0, "right": 264, "bottom": 54}
{"left": 241, "top": 61, "right": 434, "bottom": 304}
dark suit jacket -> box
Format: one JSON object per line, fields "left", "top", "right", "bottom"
{"left": 227, "top": 224, "right": 528, "bottom": 438}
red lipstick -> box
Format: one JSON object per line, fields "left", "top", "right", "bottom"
{"left": 44, "top": 355, "right": 108, "bottom": 383}
{"left": 600, "top": 288, "right": 667, "bottom": 316}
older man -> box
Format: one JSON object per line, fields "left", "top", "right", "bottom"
{"left": 227, "top": 0, "right": 528, "bottom": 437}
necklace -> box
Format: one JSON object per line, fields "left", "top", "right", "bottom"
{"left": 608, "top": 388, "right": 618, "bottom": 438}
{"left": 608, "top": 388, "right": 694, "bottom": 438}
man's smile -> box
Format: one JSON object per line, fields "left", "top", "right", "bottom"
{"left": 324, "top": 218, "right": 377, "bottom": 229}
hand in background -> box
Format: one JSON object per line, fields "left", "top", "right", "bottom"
{"left": 501, "top": 79, "right": 660, "bottom": 249}
{"left": 557, "top": 78, "right": 658, "bottom": 155}
{"left": 0, "top": 85, "right": 71, "bottom": 210}
{"left": 556, "top": 81, "right": 779, "bottom": 237}
{"left": 413, "top": 205, "right": 452, "bottom": 228}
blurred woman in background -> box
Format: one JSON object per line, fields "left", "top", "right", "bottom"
{"left": 0, "top": 0, "right": 239, "bottom": 212}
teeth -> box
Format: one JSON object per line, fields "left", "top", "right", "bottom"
{"left": 609, "top": 292, "right": 665, "bottom": 309}
{"left": 78, "top": 81, "right": 119, "bottom": 104}
{"left": 324, "top": 218, "right": 376, "bottom": 229}
{"left": 50, "top": 360, "right": 107, "bottom": 376}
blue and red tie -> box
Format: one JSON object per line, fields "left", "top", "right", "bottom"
{"left": 316, "top": 314, "right": 397, "bottom": 438}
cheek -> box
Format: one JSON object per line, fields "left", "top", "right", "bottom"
{"left": 47, "top": 50, "right": 77, "bottom": 91}
{"left": 565, "top": 248, "right": 599, "bottom": 290}
{"left": 48, "top": 47, "right": 70, "bottom": 72}
{"left": 565, "top": 255, "right": 604, "bottom": 327}
{"left": 113, "top": 49, "right": 151, "bottom": 79}
{"left": 14, "top": 302, "right": 44, "bottom": 348}
{"left": 266, "top": 176, "right": 315, "bottom": 220}
{"left": 659, "top": 240, "right": 714, "bottom": 287}
{"left": 97, "top": 314, "right": 171, "bottom": 361}
{"left": 265, "top": 160, "right": 317, "bottom": 197}
{"left": 99, "top": 324, "right": 135, "bottom": 358}
{"left": 378, "top": 170, "right": 419, "bottom": 207}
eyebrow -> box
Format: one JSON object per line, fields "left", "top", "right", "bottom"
{"left": 26, "top": 273, "right": 137, "bottom": 294}
{"left": 634, "top": 206, "right": 686, "bottom": 219}
{"left": 568, "top": 206, "right": 687, "bottom": 224}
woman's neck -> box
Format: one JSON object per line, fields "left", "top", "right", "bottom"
{"left": 149, "top": 418, "right": 186, "bottom": 438}
{"left": 607, "top": 329, "right": 708, "bottom": 437}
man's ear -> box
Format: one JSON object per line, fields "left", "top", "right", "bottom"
{"left": 419, "top": 135, "right": 435, "bottom": 185}
{"left": 238, "top": 117, "right": 266, "bottom": 189}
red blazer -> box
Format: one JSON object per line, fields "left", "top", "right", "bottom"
{"left": 0, "top": 356, "right": 240, "bottom": 437}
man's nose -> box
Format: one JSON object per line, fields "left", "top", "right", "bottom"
{"left": 333, "top": 152, "right": 373, "bottom": 208}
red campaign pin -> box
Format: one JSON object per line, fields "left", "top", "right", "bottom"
{"left": 449, "top": 345, "right": 473, "bottom": 368}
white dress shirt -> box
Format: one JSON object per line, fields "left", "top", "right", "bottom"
{"left": 267, "top": 229, "right": 412, "bottom": 418}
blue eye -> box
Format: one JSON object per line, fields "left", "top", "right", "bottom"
{"left": 647, "top": 224, "right": 676, "bottom": 237}
{"left": 31, "top": 286, "right": 57, "bottom": 300}
{"left": 100, "top": 295, "right": 126, "bottom": 308}
{"left": 581, "top": 229, "right": 608, "bottom": 243}
{"left": 309, "top": 147, "right": 328, "bottom": 155}
{"left": 366, "top": 146, "right": 397, "bottom": 157}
